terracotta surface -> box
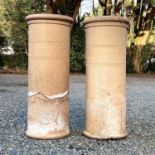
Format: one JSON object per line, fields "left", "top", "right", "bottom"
{"left": 83, "top": 16, "right": 130, "bottom": 139}
{"left": 26, "top": 14, "right": 73, "bottom": 139}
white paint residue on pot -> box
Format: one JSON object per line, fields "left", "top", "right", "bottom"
{"left": 47, "top": 91, "right": 68, "bottom": 100}
{"left": 28, "top": 91, "right": 38, "bottom": 96}
{"left": 27, "top": 112, "right": 65, "bottom": 136}
{"left": 28, "top": 90, "right": 68, "bottom": 99}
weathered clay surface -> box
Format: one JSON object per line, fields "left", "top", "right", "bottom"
{"left": 27, "top": 93, "right": 69, "bottom": 139}
{"left": 26, "top": 14, "right": 73, "bottom": 139}
{"left": 84, "top": 16, "right": 129, "bottom": 139}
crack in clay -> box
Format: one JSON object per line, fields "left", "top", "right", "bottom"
{"left": 28, "top": 90, "right": 68, "bottom": 100}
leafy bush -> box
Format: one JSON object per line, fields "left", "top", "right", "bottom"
{"left": 0, "top": 54, "right": 28, "bottom": 69}
{"left": 0, "top": 34, "right": 7, "bottom": 67}
{"left": 126, "top": 46, "right": 135, "bottom": 73}
{"left": 0, "top": 55, "right": 4, "bottom": 67}
{"left": 1, "top": 55, "right": 16, "bottom": 68}
{"left": 141, "top": 44, "right": 153, "bottom": 66}
{"left": 70, "top": 25, "right": 85, "bottom": 73}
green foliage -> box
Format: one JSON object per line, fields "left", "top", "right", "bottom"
{"left": 70, "top": 23, "right": 85, "bottom": 73}
{"left": 141, "top": 44, "right": 153, "bottom": 66}
{"left": 0, "top": 34, "right": 7, "bottom": 51}
{"left": 0, "top": 0, "right": 46, "bottom": 69}
{"left": 2, "top": 55, "right": 16, "bottom": 68}
{"left": 149, "top": 0, "right": 155, "bottom": 4}
{"left": 0, "top": 36, "right": 6, "bottom": 46}
{"left": 126, "top": 46, "right": 134, "bottom": 73}
{"left": 0, "top": 55, "right": 4, "bottom": 67}
{"left": 0, "top": 28, "right": 8, "bottom": 67}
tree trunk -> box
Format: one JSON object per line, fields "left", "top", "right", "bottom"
{"left": 133, "top": 30, "right": 150, "bottom": 73}
{"left": 70, "top": 0, "right": 81, "bottom": 21}
{"left": 46, "top": 0, "right": 82, "bottom": 21}
{"left": 46, "top": 0, "right": 53, "bottom": 13}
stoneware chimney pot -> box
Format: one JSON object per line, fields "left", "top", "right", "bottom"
{"left": 26, "top": 14, "right": 73, "bottom": 139}
{"left": 83, "top": 16, "right": 130, "bottom": 139}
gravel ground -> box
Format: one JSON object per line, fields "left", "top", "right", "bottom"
{"left": 0, "top": 74, "right": 155, "bottom": 155}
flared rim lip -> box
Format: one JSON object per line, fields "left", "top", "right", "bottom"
{"left": 83, "top": 16, "right": 130, "bottom": 26}
{"left": 25, "top": 14, "right": 74, "bottom": 24}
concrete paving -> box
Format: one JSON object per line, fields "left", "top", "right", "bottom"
{"left": 0, "top": 74, "right": 155, "bottom": 155}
